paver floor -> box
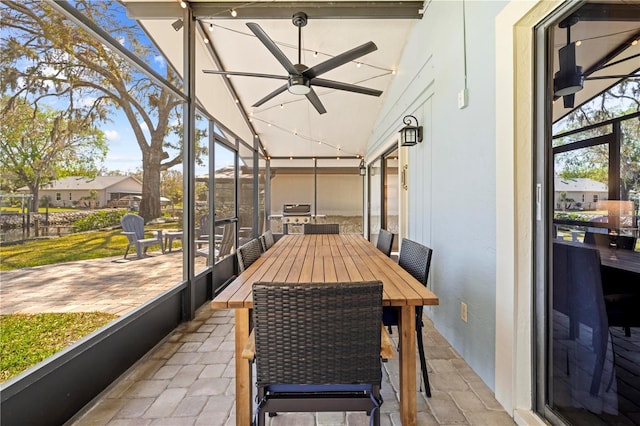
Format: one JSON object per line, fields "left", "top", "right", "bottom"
{"left": 1, "top": 253, "right": 514, "bottom": 425}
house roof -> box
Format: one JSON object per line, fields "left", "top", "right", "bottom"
{"left": 555, "top": 176, "right": 608, "bottom": 193}
{"left": 18, "top": 176, "right": 142, "bottom": 192}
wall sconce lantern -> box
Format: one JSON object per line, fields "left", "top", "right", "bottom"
{"left": 399, "top": 115, "right": 423, "bottom": 146}
{"left": 359, "top": 160, "right": 366, "bottom": 176}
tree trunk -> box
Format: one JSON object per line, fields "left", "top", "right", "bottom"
{"left": 29, "top": 184, "right": 39, "bottom": 213}
{"left": 139, "top": 152, "right": 162, "bottom": 222}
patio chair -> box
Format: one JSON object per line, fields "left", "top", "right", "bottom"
{"left": 553, "top": 243, "right": 613, "bottom": 396}
{"left": 302, "top": 223, "right": 340, "bottom": 234}
{"left": 120, "top": 213, "right": 163, "bottom": 259}
{"left": 250, "top": 280, "right": 384, "bottom": 426}
{"left": 237, "top": 238, "right": 262, "bottom": 272}
{"left": 197, "top": 214, "right": 210, "bottom": 239}
{"left": 259, "top": 229, "right": 275, "bottom": 252}
{"left": 382, "top": 238, "right": 433, "bottom": 397}
{"left": 376, "top": 229, "right": 394, "bottom": 257}
{"left": 196, "top": 221, "right": 235, "bottom": 260}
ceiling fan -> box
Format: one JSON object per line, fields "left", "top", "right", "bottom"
{"left": 203, "top": 12, "right": 383, "bottom": 114}
{"left": 554, "top": 17, "right": 640, "bottom": 109}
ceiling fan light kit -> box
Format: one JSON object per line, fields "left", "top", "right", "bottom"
{"left": 203, "top": 11, "right": 382, "bottom": 114}
{"left": 288, "top": 76, "right": 311, "bottom": 95}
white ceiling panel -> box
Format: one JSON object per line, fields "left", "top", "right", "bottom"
{"left": 126, "top": 0, "right": 416, "bottom": 159}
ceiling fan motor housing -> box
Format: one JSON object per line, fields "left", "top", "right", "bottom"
{"left": 554, "top": 42, "right": 584, "bottom": 97}
{"left": 288, "top": 63, "right": 311, "bottom": 94}
{"left": 288, "top": 75, "right": 311, "bottom": 94}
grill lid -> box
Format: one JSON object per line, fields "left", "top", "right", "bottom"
{"left": 283, "top": 203, "right": 311, "bottom": 216}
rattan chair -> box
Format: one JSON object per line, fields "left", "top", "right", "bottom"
{"left": 258, "top": 230, "right": 275, "bottom": 252}
{"left": 237, "top": 238, "right": 262, "bottom": 272}
{"left": 302, "top": 223, "right": 340, "bottom": 234}
{"left": 382, "top": 238, "right": 433, "bottom": 397}
{"left": 251, "top": 281, "right": 384, "bottom": 426}
{"left": 376, "top": 229, "right": 394, "bottom": 257}
{"left": 553, "top": 243, "right": 612, "bottom": 396}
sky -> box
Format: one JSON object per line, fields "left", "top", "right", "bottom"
{"left": 98, "top": 109, "right": 237, "bottom": 177}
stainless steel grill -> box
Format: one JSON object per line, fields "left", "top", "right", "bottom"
{"left": 282, "top": 204, "right": 312, "bottom": 234}
{"left": 282, "top": 203, "right": 312, "bottom": 224}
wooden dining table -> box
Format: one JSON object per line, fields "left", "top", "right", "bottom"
{"left": 211, "top": 234, "right": 439, "bottom": 426}
{"left": 557, "top": 239, "right": 640, "bottom": 275}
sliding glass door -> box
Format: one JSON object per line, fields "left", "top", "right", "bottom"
{"left": 534, "top": 3, "right": 640, "bottom": 424}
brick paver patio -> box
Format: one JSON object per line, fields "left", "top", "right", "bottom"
{"left": 1, "top": 253, "right": 515, "bottom": 425}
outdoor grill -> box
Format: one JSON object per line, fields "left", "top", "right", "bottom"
{"left": 282, "top": 203, "right": 312, "bottom": 234}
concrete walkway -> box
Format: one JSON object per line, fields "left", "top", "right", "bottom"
{"left": 1, "top": 254, "right": 515, "bottom": 425}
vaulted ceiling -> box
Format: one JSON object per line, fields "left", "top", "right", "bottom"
{"left": 124, "top": 1, "right": 640, "bottom": 162}
{"left": 125, "top": 0, "right": 422, "bottom": 163}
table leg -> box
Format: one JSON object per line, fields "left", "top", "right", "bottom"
{"left": 235, "top": 309, "right": 251, "bottom": 426}
{"left": 399, "top": 305, "right": 417, "bottom": 426}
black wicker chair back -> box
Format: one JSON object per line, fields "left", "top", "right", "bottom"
{"left": 258, "top": 230, "right": 275, "bottom": 252}
{"left": 237, "top": 238, "right": 262, "bottom": 272}
{"left": 302, "top": 223, "right": 340, "bottom": 234}
{"left": 252, "top": 281, "right": 384, "bottom": 425}
{"left": 553, "top": 243, "right": 612, "bottom": 396}
{"left": 398, "top": 238, "right": 432, "bottom": 285}
{"left": 376, "top": 229, "right": 394, "bottom": 257}
{"left": 382, "top": 238, "right": 433, "bottom": 397}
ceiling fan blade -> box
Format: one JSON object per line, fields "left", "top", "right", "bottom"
{"left": 585, "top": 73, "right": 639, "bottom": 81}
{"left": 305, "top": 89, "right": 327, "bottom": 114}
{"left": 311, "top": 78, "right": 382, "bottom": 97}
{"left": 246, "top": 22, "right": 300, "bottom": 76}
{"left": 304, "top": 41, "right": 378, "bottom": 79}
{"left": 203, "top": 70, "right": 288, "bottom": 80}
{"left": 252, "top": 84, "right": 289, "bottom": 108}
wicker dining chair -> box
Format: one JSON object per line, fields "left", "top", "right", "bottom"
{"left": 251, "top": 281, "right": 384, "bottom": 426}
{"left": 382, "top": 238, "right": 433, "bottom": 397}
{"left": 553, "top": 242, "right": 612, "bottom": 396}
{"left": 302, "top": 223, "right": 340, "bottom": 234}
{"left": 376, "top": 229, "right": 394, "bottom": 257}
{"left": 258, "top": 230, "right": 275, "bottom": 252}
{"left": 237, "top": 238, "right": 262, "bottom": 272}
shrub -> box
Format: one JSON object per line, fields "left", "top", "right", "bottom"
{"left": 73, "top": 209, "right": 127, "bottom": 232}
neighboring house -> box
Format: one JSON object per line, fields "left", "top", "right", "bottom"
{"left": 17, "top": 176, "right": 142, "bottom": 208}
{"left": 554, "top": 176, "right": 608, "bottom": 210}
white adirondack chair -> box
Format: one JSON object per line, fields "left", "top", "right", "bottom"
{"left": 121, "top": 214, "right": 163, "bottom": 259}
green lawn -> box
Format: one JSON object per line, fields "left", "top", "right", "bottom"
{"left": 0, "top": 229, "right": 128, "bottom": 270}
{"left": 0, "top": 312, "right": 117, "bottom": 382}
{"left": 0, "top": 207, "right": 78, "bottom": 213}
{"left": 0, "top": 223, "right": 180, "bottom": 271}
{"left": 0, "top": 224, "right": 182, "bottom": 382}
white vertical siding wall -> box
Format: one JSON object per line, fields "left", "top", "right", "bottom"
{"left": 368, "top": 0, "right": 508, "bottom": 390}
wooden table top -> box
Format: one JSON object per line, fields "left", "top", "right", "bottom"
{"left": 212, "top": 234, "right": 439, "bottom": 310}
{"left": 556, "top": 240, "right": 640, "bottom": 275}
